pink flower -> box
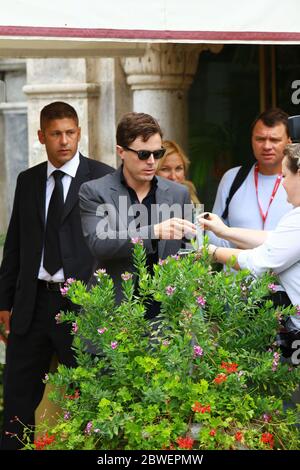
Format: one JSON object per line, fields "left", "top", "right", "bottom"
{"left": 166, "top": 286, "right": 176, "bottom": 296}
{"left": 272, "top": 351, "right": 280, "bottom": 371}
{"left": 85, "top": 421, "right": 93, "bottom": 435}
{"left": 263, "top": 413, "right": 272, "bottom": 423}
{"left": 131, "top": 237, "right": 143, "bottom": 246}
{"left": 121, "top": 272, "right": 133, "bottom": 281}
{"left": 193, "top": 345, "right": 204, "bottom": 357}
{"left": 94, "top": 268, "right": 107, "bottom": 277}
{"left": 72, "top": 322, "right": 78, "bottom": 334}
{"left": 111, "top": 341, "right": 118, "bottom": 350}
{"left": 55, "top": 312, "right": 62, "bottom": 323}
{"left": 64, "top": 411, "right": 71, "bottom": 420}
{"left": 60, "top": 287, "right": 69, "bottom": 296}
{"left": 60, "top": 278, "right": 76, "bottom": 296}
{"left": 97, "top": 327, "right": 107, "bottom": 335}
{"left": 268, "top": 283, "right": 277, "bottom": 292}
{"left": 196, "top": 296, "right": 206, "bottom": 307}
{"left": 162, "top": 340, "right": 170, "bottom": 346}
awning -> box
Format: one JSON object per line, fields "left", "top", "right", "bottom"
{"left": 1, "top": 0, "right": 300, "bottom": 58}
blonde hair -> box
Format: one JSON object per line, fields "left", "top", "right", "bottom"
{"left": 157, "top": 140, "right": 191, "bottom": 174}
{"left": 158, "top": 140, "right": 200, "bottom": 204}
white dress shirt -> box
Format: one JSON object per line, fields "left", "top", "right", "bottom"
{"left": 210, "top": 164, "right": 292, "bottom": 247}
{"left": 238, "top": 207, "right": 300, "bottom": 328}
{"left": 38, "top": 152, "right": 80, "bottom": 282}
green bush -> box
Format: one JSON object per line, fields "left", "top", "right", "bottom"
{"left": 25, "top": 241, "right": 300, "bottom": 450}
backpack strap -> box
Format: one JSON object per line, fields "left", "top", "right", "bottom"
{"left": 221, "top": 163, "right": 254, "bottom": 220}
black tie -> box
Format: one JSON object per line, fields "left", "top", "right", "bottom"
{"left": 43, "top": 170, "right": 65, "bottom": 275}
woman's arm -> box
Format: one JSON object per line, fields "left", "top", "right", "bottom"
{"left": 198, "top": 213, "right": 269, "bottom": 249}
{"left": 208, "top": 244, "right": 241, "bottom": 270}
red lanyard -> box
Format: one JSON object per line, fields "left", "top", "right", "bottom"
{"left": 254, "top": 164, "right": 282, "bottom": 226}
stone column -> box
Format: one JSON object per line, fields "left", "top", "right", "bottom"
{"left": 23, "top": 59, "right": 100, "bottom": 167}
{"left": 121, "top": 45, "right": 199, "bottom": 150}
{"left": 0, "top": 59, "right": 27, "bottom": 234}
{"left": 85, "top": 58, "right": 132, "bottom": 168}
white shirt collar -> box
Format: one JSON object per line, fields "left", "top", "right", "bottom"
{"left": 47, "top": 151, "right": 80, "bottom": 179}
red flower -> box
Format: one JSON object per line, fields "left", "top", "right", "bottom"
{"left": 235, "top": 431, "right": 243, "bottom": 442}
{"left": 209, "top": 429, "right": 216, "bottom": 436}
{"left": 64, "top": 388, "right": 80, "bottom": 400}
{"left": 176, "top": 436, "right": 194, "bottom": 449}
{"left": 261, "top": 432, "right": 274, "bottom": 449}
{"left": 34, "top": 433, "right": 55, "bottom": 450}
{"left": 213, "top": 373, "right": 227, "bottom": 384}
{"left": 192, "top": 401, "right": 211, "bottom": 413}
{"left": 221, "top": 361, "right": 238, "bottom": 374}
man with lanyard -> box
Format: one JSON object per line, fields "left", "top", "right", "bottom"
{"left": 210, "top": 108, "right": 292, "bottom": 248}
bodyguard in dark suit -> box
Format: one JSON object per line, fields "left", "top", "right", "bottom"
{"left": 0, "top": 102, "right": 113, "bottom": 449}
{"left": 79, "top": 112, "right": 196, "bottom": 306}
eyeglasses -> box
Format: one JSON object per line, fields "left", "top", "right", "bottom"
{"left": 123, "top": 145, "right": 166, "bottom": 160}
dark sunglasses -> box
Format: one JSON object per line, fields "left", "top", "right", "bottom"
{"left": 123, "top": 145, "right": 166, "bottom": 160}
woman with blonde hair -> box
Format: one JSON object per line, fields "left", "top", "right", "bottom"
{"left": 156, "top": 140, "right": 200, "bottom": 205}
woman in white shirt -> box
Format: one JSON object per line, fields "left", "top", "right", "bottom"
{"left": 199, "top": 143, "right": 300, "bottom": 357}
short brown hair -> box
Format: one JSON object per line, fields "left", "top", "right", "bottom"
{"left": 284, "top": 143, "right": 300, "bottom": 173}
{"left": 251, "top": 107, "right": 289, "bottom": 136}
{"left": 116, "top": 112, "right": 163, "bottom": 147}
{"left": 40, "top": 101, "right": 79, "bottom": 130}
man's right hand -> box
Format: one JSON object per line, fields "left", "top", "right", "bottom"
{"left": 154, "top": 218, "right": 196, "bottom": 240}
{"left": 0, "top": 310, "right": 11, "bottom": 344}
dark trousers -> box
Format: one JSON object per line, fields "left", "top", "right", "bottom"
{"left": 1, "top": 283, "right": 77, "bottom": 450}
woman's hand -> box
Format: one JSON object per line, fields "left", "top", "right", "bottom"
{"left": 197, "top": 212, "right": 229, "bottom": 239}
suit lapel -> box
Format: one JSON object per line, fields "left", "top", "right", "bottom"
{"left": 110, "top": 168, "right": 135, "bottom": 231}
{"left": 155, "top": 178, "right": 173, "bottom": 258}
{"left": 36, "top": 163, "right": 47, "bottom": 226}
{"left": 61, "top": 154, "right": 90, "bottom": 223}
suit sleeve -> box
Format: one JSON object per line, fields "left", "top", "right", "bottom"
{"left": 0, "top": 174, "right": 21, "bottom": 311}
{"left": 79, "top": 181, "right": 156, "bottom": 261}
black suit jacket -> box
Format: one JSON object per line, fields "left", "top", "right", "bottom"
{"left": 0, "top": 154, "right": 113, "bottom": 334}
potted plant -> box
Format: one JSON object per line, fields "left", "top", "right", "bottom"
{"left": 24, "top": 240, "right": 300, "bottom": 450}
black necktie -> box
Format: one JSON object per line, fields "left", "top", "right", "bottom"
{"left": 43, "top": 170, "right": 65, "bottom": 275}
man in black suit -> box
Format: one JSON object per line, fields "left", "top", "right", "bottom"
{"left": 0, "top": 101, "right": 113, "bottom": 449}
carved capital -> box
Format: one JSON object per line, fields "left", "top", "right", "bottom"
{"left": 122, "top": 44, "right": 203, "bottom": 90}
{"left": 122, "top": 43, "right": 223, "bottom": 90}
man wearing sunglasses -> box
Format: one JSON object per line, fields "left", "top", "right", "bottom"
{"left": 79, "top": 112, "right": 196, "bottom": 312}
